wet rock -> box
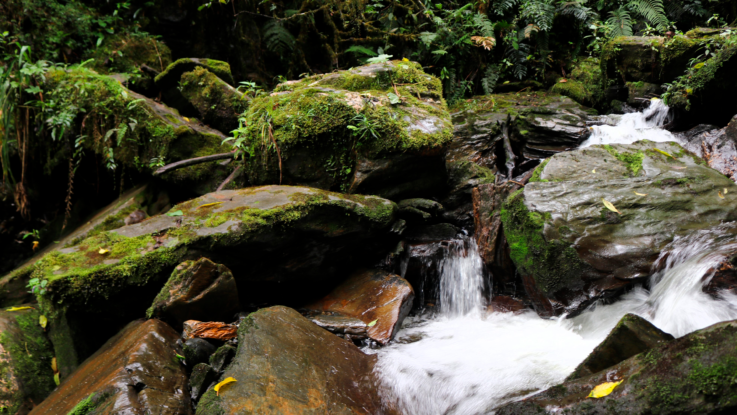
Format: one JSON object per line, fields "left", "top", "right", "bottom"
{"left": 183, "top": 338, "right": 217, "bottom": 367}
{"left": 147, "top": 258, "right": 240, "bottom": 330}
{"left": 180, "top": 67, "right": 249, "bottom": 133}
{"left": 679, "top": 115, "right": 737, "bottom": 182}
{"left": 240, "top": 61, "right": 453, "bottom": 199}
{"left": 29, "top": 319, "right": 191, "bottom": 415}
{"left": 208, "top": 345, "right": 236, "bottom": 373}
{"left": 155, "top": 58, "right": 235, "bottom": 117}
{"left": 195, "top": 306, "right": 395, "bottom": 414}
{"left": 304, "top": 269, "right": 414, "bottom": 344}
{"left": 495, "top": 319, "right": 737, "bottom": 415}
{"left": 487, "top": 295, "right": 526, "bottom": 313}
{"left": 566, "top": 314, "right": 673, "bottom": 381}
{"left": 404, "top": 223, "right": 459, "bottom": 242}
{"left": 397, "top": 198, "right": 444, "bottom": 223}
{"left": 189, "top": 363, "right": 218, "bottom": 403}
{"left": 124, "top": 209, "right": 148, "bottom": 226}
{"left": 601, "top": 36, "right": 666, "bottom": 83}
{"left": 504, "top": 141, "right": 737, "bottom": 316}
{"left": 549, "top": 57, "right": 604, "bottom": 108}
{"left": 625, "top": 82, "right": 662, "bottom": 107}
{"left": 8, "top": 186, "right": 396, "bottom": 374}
{"left": 183, "top": 320, "right": 238, "bottom": 341}
{"left": 0, "top": 306, "right": 55, "bottom": 415}
{"left": 304, "top": 312, "right": 369, "bottom": 341}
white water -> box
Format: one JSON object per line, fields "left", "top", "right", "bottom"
{"left": 580, "top": 99, "right": 681, "bottom": 148}
{"left": 374, "top": 141, "right": 737, "bottom": 415}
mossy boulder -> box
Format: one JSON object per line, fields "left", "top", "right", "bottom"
{"left": 196, "top": 306, "right": 396, "bottom": 415}
{"left": 503, "top": 140, "right": 737, "bottom": 316}
{"left": 495, "top": 319, "right": 737, "bottom": 415}
{"left": 680, "top": 115, "right": 737, "bottom": 183}
{"left": 7, "top": 185, "right": 396, "bottom": 374}
{"left": 0, "top": 306, "right": 55, "bottom": 415}
{"left": 179, "top": 66, "right": 249, "bottom": 133}
{"left": 601, "top": 36, "right": 666, "bottom": 83}
{"left": 154, "top": 58, "right": 236, "bottom": 118}
{"left": 43, "top": 68, "right": 238, "bottom": 195}
{"left": 29, "top": 319, "right": 191, "bottom": 415}
{"left": 550, "top": 57, "right": 604, "bottom": 108}
{"left": 234, "top": 60, "right": 453, "bottom": 199}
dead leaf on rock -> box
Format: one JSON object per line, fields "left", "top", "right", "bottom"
{"left": 214, "top": 377, "right": 237, "bottom": 396}
{"left": 602, "top": 198, "right": 621, "bottom": 214}
{"left": 588, "top": 380, "right": 623, "bottom": 398}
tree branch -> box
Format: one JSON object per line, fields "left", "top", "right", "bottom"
{"left": 153, "top": 152, "right": 236, "bottom": 176}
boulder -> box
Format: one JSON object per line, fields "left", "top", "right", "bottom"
{"left": 304, "top": 269, "right": 414, "bottom": 344}
{"left": 495, "top": 319, "right": 737, "bottom": 415}
{"left": 601, "top": 36, "right": 666, "bottom": 83}
{"left": 397, "top": 198, "right": 444, "bottom": 223}
{"left": 155, "top": 58, "right": 236, "bottom": 117}
{"left": 208, "top": 345, "right": 236, "bottom": 373}
{"left": 195, "top": 306, "right": 395, "bottom": 414}
{"left": 0, "top": 306, "right": 55, "bottom": 415}
{"left": 549, "top": 57, "right": 604, "bottom": 108}
{"left": 7, "top": 185, "right": 396, "bottom": 375}
{"left": 190, "top": 363, "right": 218, "bottom": 403}
{"left": 503, "top": 140, "right": 737, "bottom": 316}
{"left": 147, "top": 258, "right": 240, "bottom": 329}
{"left": 180, "top": 67, "right": 249, "bottom": 133}
{"left": 29, "top": 319, "right": 190, "bottom": 415}
{"left": 183, "top": 338, "right": 217, "bottom": 367}
{"left": 679, "top": 115, "right": 737, "bottom": 182}
{"left": 303, "top": 313, "right": 368, "bottom": 341}
{"left": 236, "top": 60, "right": 453, "bottom": 199}
{"left": 566, "top": 313, "right": 673, "bottom": 381}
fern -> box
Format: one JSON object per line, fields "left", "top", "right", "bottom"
{"left": 558, "top": 0, "right": 596, "bottom": 24}
{"left": 491, "top": 0, "right": 519, "bottom": 16}
{"left": 520, "top": 0, "right": 556, "bottom": 32}
{"left": 262, "top": 20, "right": 295, "bottom": 56}
{"left": 607, "top": 7, "right": 633, "bottom": 37}
{"left": 345, "top": 45, "right": 377, "bottom": 56}
{"left": 630, "top": 0, "right": 669, "bottom": 32}
{"left": 473, "top": 13, "right": 495, "bottom": 38}
{"left": 481, "top": 65, "right": 500, "bottom": 95}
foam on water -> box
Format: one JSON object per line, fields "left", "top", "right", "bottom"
{"left": 373, "top": 228, "right": 737, "bottom": 414}
{"left": 580, "top": 99, "right": 680, "bottom": 147}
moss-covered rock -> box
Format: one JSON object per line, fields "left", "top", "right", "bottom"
{"left": 43, "top": 68, "right": 238, "bottom": 195}
{"left": 233, "top": 60, "right": 453, "bottom": 199}
{"left": 496, "top": 319, "right": 737, "bottom": 415}
{"left": 6, "top": 185, "right": 396, "bottom": 374}
{"left": 154, "top": 58, "right": 236, "bottom": 119}
{"left": 0, "top": 306, "right": 55, "bottom": 415}
{"left": 502, "top": 140, "right": 737, "bottom": 316}
{"left": 179, "top": 67, "right": 249, "bottom": 133}
{"left": 601, "top": 36, "right": 665, "bottom": 83}
{"left": 550, "top": 57, "right": 604, "bottom": 107}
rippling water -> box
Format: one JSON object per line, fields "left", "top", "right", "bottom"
{"left": 581, "top": 98, "right": 679, "bottom": 148}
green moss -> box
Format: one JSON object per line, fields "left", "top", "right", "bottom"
{"left": 196, "top": 389, "right": 226, "bottom": 415}
{"left": 529, "top": 159, "right": 550, "bottom": 183}
{"left": 500, "top": 190, "right": 586, "bottom": 294}
{"left": 86, "top": 33, "right": 172, "bottom": 76}
{"left": 603, "top": 145, "right": 644, "bottom": 176}
{"left": 155, "top": 58, "right": 234, "bottom": 86}
{"left": 66, "top": 393, "right": 97, "bottom": 415}
{"left": 180, "top": 66, "right": 249, "bottom": 124}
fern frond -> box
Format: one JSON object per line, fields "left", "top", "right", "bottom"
{"left": 262, "top": 21, "right": 295, "bottom": 56}
{"left": 607, "top": 7, "right": 633, "bottom": 37}
{"left": 491, "top": 0, "right": 519, "bottom": 16}
{"left": 481, "top": 65, "right": 500, "bottom": 95}
{"left": 630, "top": 0, "right": 669, "bottom": 32}
{"left": 472, "top": 13, "right": 496, "bottom": 38}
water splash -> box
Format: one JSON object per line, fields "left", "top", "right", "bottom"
{"left": 373, "top": 226, "right": 737, "bottom": 414}
{"left": 581, "top": 99, "right": 680, "bottom": 148}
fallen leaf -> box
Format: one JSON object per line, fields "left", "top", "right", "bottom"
{"left": 6, "top": 306, "right": 33, "bottom": 312}
{"left": 602, "top": 198, "right": 621, "bottom": 214}
{"left": 671, "top": 166, "right": 686, "bottom": 170}
{"left": 367, "top": 319, "right": 378, "bottom": 327}
{"left": 39, "top": 315, "right": 47, "bottom": 329}
{"left": 652, "top": 148, "right": 675, "bottom": 159}
{"left": 724, "top": 188, "right": 728, "bottom": 194}
{"left": 588, "top": 380, "right": 622, "bottom": 398}
{"left": 214, "top": 377, "right": 237, "bottom": 396}
{"left": 53, "top": 373, "right": 60, "bottom": 386}
{"left": 592, "top": 168, "right": 596, "bottom": 173}
{"left": 718, "top": 191, "right": 725, "bottom": 199}
{"left": 634, "top": 191, "right": 648, "bottom": 196}
{"left": 52, "top": 265, "right": 61, "bottom": 271}
{"left": 559, "top": 78, "right": 568, "bottom": 83}
{"left": 693, "top": 62, "right": 705, "bottom": 69}
{"left": 198, "top": 202, "right": 224, "bottom": 209}
{"left": 32, "top": 241, "right": 39, "bottom": 251}
{"left": 51, "top": 357, "right": 57, "bottom": 373}
{"left": 98, "top": 248, "right": 110, "bottom": 255}
{"left": 175, "top": 352, "right": 185, "bottom": 362}
{"left": 183, "top": 117, "right": 190, "bottom": 122}
{"left": 167, "top": 210, "right": 184, "bottom": 217}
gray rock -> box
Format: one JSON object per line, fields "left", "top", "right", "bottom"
{"left": 208, "top": 345, "right": 236, "bottom": 373}
{"left": 183, "top": 338, "right": 216, "bottom": 367}
{"left": 189, "top": 363, "right": 218, "bottom": 403}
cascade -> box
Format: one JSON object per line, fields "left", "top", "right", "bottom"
{"left": 372, "top": 102, "right": 737, "bottom": 414}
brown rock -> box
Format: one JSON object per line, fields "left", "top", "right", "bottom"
{"left": 29, "top": 319, "right": 191, "bottom": 415}
{"left": 147, "top": 258, "right": 240, "bottom": 329}
{"left": 305, "top": 269, "right": 414, "bottom": 345}
{"left": 487, "top": 295, "right": 526, "bottom": 313}
{"left": 183, "top": 320, "right": 238, "bottom": 341}
{"left": 566, "top": 313, "right": 673, "bottom": 381}
{"left": 195, "top": 306, "right": 397, "bottom": 415}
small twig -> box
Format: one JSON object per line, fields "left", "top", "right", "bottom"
{"left": 508, "top": 180, "right": 525, "bottom": 186}
{"left": 217, "top": 165, "right": 242, "bottom": 191}
{"left": 153, "top": 152, "right": 235, "bottom": 176}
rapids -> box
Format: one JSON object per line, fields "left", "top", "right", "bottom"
{"left": 372, "top": 102, "right": 737, "bottom": 414}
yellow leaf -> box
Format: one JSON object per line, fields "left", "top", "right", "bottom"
{"left": 718, "top": 191, "right": 725, "bottom": 199}
{"left": 588, "top": 380, "right": 623, "bottom": 398}
{"left": 39, "top": 315, "right": 47, "bottom": 329}
{"left": 197, "top": 202, "right": 224, "bottom": 209}
{"left": 724, "top": 188, "right": 728, "bottom": 194}
{"left": 634, "top": 191, "right": 648, "bottom": 196}
{"left": 652, "top": 148, "right": 675, "bottom": 159}
{"left": 53, "top": 372, "right": 60, "bottom": 386}
{"left": 51, "top": 357, "right": 57, "bottom": 373}
{"left": 183, "top": 117, "right": 190, "bottom": 122}
{"left": 6, "top": 306, "right": 33, "bottom": 312}
{"left": 214, "top": 377, "right": 237, "bottom": 396}
{"left": 367, "top": 319, "right": 378, "bottom": 327}
{"left": 602, "top": 198, "right": 621, "bottom": 214}
{"left": 52, "top": 265, "right": 61, "bottom": 272}
{"left": 592, "top": 168, "right": 596, "bottom": 173}
{"left": 98, "top": 248, "right": 110, "bottom": 255}
{"left": 402, "top": 57, "right": 409, "bottom": 62}
{"left": 693, "top": 62, "right": 705, "bottom": 69}
{"left": 32, "top": 241, "right": 39, "bottom": 251}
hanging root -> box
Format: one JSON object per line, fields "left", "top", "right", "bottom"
{"left": 62, "top": 158, "right": 75, "bottom": 231}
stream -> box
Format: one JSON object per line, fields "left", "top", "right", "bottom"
{"left": 371, "top": 100, "right": 737, "bottom": 414}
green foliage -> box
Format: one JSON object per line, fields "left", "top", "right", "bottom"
{"left": 262, "top": 20, "right": 295, "bottom": 58}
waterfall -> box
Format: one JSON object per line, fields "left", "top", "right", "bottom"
{"left": 372, "top": 102, "right": 737, "bottom": 414}
{"left": 581, "top": 99, "right": 679, "bottom": 148}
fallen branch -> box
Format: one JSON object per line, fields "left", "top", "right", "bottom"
{"left": 508, "top": 180, "right": 525, "bottom": 186}
{"left": 153, "top": 152, "right": 236, "bottom": 176}
{"left": 217, "top": 165, "right": 242, "bottom": 191}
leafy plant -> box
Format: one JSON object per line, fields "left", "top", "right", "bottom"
{"left": 27, "top": 278, "right": 48, "bottom": 295}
